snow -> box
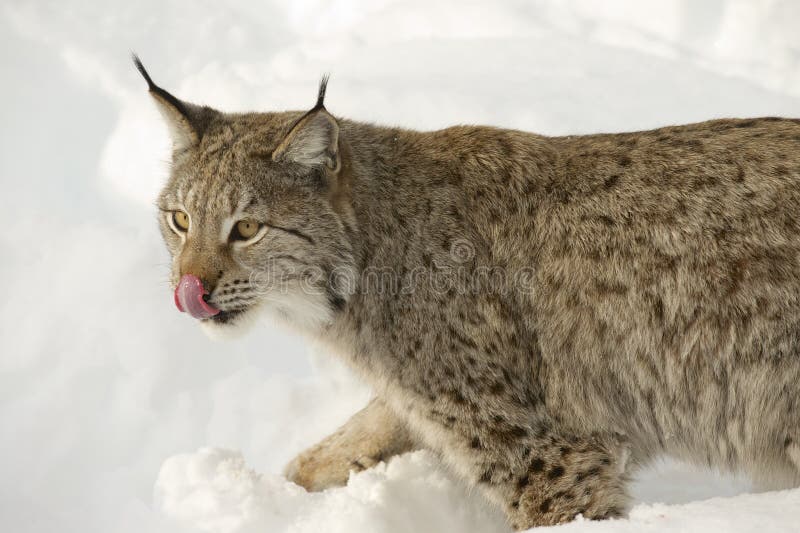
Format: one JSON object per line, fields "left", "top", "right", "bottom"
{"left": 154, "top": 447, "right": 800, "bottom": 533}
{"left": 1, "top": 1, "right": 799, "bottom": 532}
{"left": 155, "top": 448, "right": 505, "bottom": 533}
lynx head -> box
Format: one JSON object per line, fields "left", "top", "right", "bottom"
{"left": 134, "top": 56, "right": 356, "bottom": 337}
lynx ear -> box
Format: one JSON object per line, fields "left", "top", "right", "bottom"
{"left": 272, "top": 76, "right": 340, "bottom": 172}
{"left": 132, "top": 54, "right": 211, "bottom": 151}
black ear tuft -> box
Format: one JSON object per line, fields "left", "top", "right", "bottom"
{"left": 131, "top": 53, "right": 213, "bottom": 150}
{"left": 132, "top": 53, "right": 155, "bottom": 91}
{"left": 131, "top": 53, "right": 193, "bottom": 120}
{"left": 314, "top": 74, "right": 330, "bottom": 111}
{"left": 271, "top": 77, "right": 340, "bottom": 171}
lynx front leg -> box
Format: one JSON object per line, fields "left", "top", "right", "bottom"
{"left": 466, "top": 426, "right": 631, "bottom": 530}
{"left": 284, "top": 398, "right": 418, "bottom": 491}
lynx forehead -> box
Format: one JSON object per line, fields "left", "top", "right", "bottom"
{"left": 136, "top": 55, "right": 800, "bottom": 529}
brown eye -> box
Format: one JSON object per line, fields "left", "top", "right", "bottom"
{"left": 172, "top": 211, "right": 190, "bottom": 231}
{"left": 232, "top": 220, "right": 260, "bottom": 241}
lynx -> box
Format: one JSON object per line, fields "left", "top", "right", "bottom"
{"left": 135, "top": 56, "right": 800, "bottom": 529}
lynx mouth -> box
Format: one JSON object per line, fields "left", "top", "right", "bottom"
{"left": 207, "top": 307, "right": 247, "bottom": 324}
{"left": 175, "top": 274, "right": 220, "bottom": 319}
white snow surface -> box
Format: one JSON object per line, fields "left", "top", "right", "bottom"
{"left": 1, "top": 1, "right": 800, "bottom": 532}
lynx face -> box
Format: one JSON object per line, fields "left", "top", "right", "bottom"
{"left": 137, "top": 59, "right": 355, "bottom": 336}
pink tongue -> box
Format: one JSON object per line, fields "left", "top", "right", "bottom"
{"left": 174, "top": 274, "right": 220, "bottom": 319}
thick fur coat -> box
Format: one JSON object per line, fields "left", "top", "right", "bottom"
{"left": 136, "top": 57, "right": 800, "bottom": 529}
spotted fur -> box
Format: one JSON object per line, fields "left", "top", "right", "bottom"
{"left": 136, "top": 57, "right": 800, "bottom": 529}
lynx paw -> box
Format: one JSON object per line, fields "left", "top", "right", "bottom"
{"left": 284, "top": 446, "right": 385, "bottom": 491}
{"left": 283, "top": 399, "right": 417, "bottom": 491}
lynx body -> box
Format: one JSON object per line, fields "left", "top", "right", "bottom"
{"left": 136, "top": 58, "right": 800, "bottom": 529}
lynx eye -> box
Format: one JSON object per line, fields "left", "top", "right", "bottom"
{"left": 231, "top": 219, "right": 261, "bottom": 241}
{"left": 172, "top": 211, "right": 190, "bottom": 231}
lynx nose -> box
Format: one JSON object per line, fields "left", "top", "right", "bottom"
{"left": 174, "top": 274, "right": 220, "bottom": 319}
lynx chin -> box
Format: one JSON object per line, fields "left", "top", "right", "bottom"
{"left": 135, "top": 55, "right": 800, "bottom": 529}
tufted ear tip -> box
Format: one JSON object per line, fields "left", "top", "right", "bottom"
{"left": 272, "top": 79, "right": 340, "bottom": 171}
{"left": 132, "top": 54, "right": 212, "bottom": 151}
{"left": 273, "top": 109, "right": 340, "bottom": 171}
{"left": 132, "top": 53, "right": 155, "bottom": 90}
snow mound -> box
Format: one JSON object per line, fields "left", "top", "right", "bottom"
{"left": 155, "top": 448, "right": 506, "bottom": 533}
{"left": 155, "top": 448, "right": 800, "bottom": 533}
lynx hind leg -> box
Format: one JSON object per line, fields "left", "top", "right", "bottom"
{"left": 284, "top": 398, "right": 417, "bottom": 491}
{"left": 787, "top": 439, "right": 800, "bottom": 472}
{"left": 779, "top": 437, "right": 800, "bottom": 487}
{"left": 750, "top": 438, "right": 800, "bottom": 491}
{"left": 475, "top": 430, "right": 631, "bottom": 530}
